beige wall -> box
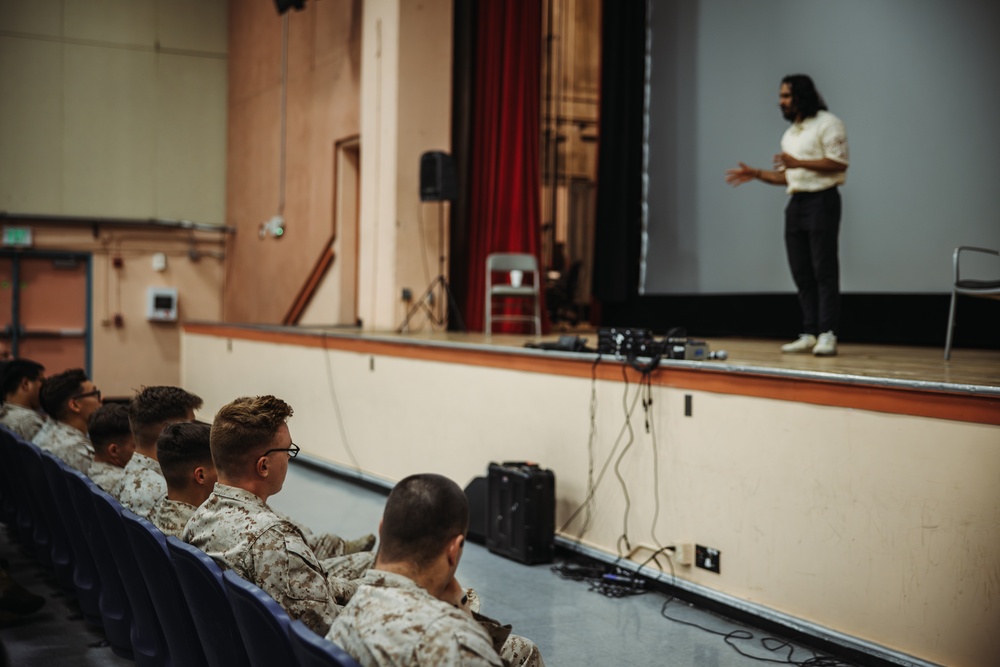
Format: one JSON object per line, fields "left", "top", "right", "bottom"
{"left": 225, "top": 0, "right": 369, "bottom": 325}
{"left": 0, "top": 0, "right": 227, "bottom": 222}
{"left": 357, "top": 0, "right": 453, "bottom": 331}
{"left": 183, "top": 330, "right": 1000, "bottom": 667}
{"left": 0, "top": 1, "right": 227, "bottom": 392}
{"left": 21, "top": 225, "right": 225, "bottom": 395}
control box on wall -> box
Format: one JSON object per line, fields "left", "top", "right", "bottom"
{"left": 147, "top": 287, "right": 178, "bottom": 322}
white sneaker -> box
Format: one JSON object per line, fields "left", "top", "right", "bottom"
{"left": 781, "top": 334, "right": 817, "bottom": 353}
{"left": 813, "top": 331, "right": 837, "bottom": 356}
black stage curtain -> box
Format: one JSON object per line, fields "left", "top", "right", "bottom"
{"left": 591, "top": 0, "right": 646, "bottom": 305}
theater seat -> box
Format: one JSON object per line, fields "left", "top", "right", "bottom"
{"left": 223, "top": 569, "right": 298, "bottom": 667}
{"left": 289, "top": 619, "right": 363, "bottom": 667}
{"left": 40, "top": 453, "right": 102, "bottom": 626}
{"left": 166, "top": 536, "right": 249, "bottom": 667}
{"left": 92, "top": 492, "right": 170, "bottom": 667}
{"left": 64, "top": 470, "right": 134, "bottom": 660}
{"left": 122, "top": 512, "right": 209, "bottom": 667}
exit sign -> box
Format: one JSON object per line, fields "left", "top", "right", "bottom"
{"left": 2, "top": 226, "right": 32, "bottom": 248}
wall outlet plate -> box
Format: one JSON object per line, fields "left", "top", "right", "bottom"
{"left": 696, "top": 544, "right": 721, "bottom": 573}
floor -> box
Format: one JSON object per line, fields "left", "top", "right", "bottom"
{"left": 0, "top": 462, "right": 865, "bottom": 666}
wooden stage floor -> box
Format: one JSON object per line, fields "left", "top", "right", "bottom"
{"left": 185, "top": 322, "right": 1000, "bottom": 425}
{"left": 354, "top": 329, "right": 1000, "bottom": 393}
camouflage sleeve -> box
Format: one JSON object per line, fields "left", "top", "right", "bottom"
{"left": 416, "top": 617, "right": 505, "bottom": 667}
{"left": 64, "top": 444, "right": 93, "bottom": 474}
{"left": 249, "top": 526, "right": 340, "bottom": 636}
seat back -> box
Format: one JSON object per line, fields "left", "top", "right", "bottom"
{"left": 9, "top": 439, "right": 53, "bottom": 568}
{"left": 39, "top": 453, "right": 102, "bottom": 624}
{"left": 63, "top": 469, "right": 135, "bottom": 659}
{"left": 485, "top": 252, "right": 542, "bottom": 335}
{"left": 29, "top": 446, "right": 75, "bottom": 582}
{"left": 0, "top": 427, "right": 21, "bottom": 525}
{"left": 166, "top": 536, "right": 250, "bottom": 667}
{"left": 486, "top": 252, "right": 539, "bottom": 274}
{"left": 945, "top": 245, "right": 1000, "bottom": 359}
{"left": 92, "top": 491, "right": 170, "bottom": 667}
{"left": 222, "top": 569, "right": 298, "bottom": 667}
{"left": 289, "top": 619, "right": 363, "bottom": 667}
{"left": 122, "top": 513, "right": 209, "bottom": 667}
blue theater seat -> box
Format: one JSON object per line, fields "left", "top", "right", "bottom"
{"left": 63, "top": 469, "right": 134, "bottom": 660}
{"left": 8, "top": 438, "right": 53, "bottom": 568}
{"left": 0, "top": 427, "right": 21, "bottom": 525}
{"left": 289, "top": 619, "right": 363, "bottom": 667}
{"left": 26, "top": 447, "right": 76, "bottom": 589}
{"left": 122, "top": 512, "right": 209, "bottom": 667}
{"left": 222, "top": 569, "right": 298, "bottom": 667}
{"left": 92, "top": 491, "right": 169, "bottom": 667}
{"left": 166, "top": 536, "right": 249, "bottom": 667}
{"left": 39, "top": 453, "right": 102, "bottom": 625}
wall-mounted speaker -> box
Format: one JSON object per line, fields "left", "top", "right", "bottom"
{"left": 420, "top": 151, "right": 457, "bottom": 202}
{"left": 274, "top": 0, "right": 306, "bottom": 15}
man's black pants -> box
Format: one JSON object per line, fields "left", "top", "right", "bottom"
{"left": 784, "top": 187, "right": 841, "bottom": 335}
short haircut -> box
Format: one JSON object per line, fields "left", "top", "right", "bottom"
{"left": 157, "top": 421, "right": 213, "bottom": 490}
{"left": 39, "top": 368, "right": 88, "bottom": 420}
{"left": 88, "top": 403, "right": 133, "bottom": 452}
{"left": 0, "top": 358, "right": 44, "bottom": 398}
{"left": 210, "top": 395, "right": 293, "bottom": 477}
{"left": 379, "top": 473, "right": 469, "bottom": 567}
{"left": 782, "top": 73, "right": 828, "bottom": 120}
{"left": 128, "top": 386, "right": 203, "bottom": 449}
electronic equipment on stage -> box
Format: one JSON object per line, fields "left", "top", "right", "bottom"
{"left": 597, "top": 328, "right": 728, "bottom": 364}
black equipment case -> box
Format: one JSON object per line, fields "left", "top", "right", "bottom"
{"left": 486, "top": 462, "right": 555, "bottom": 564}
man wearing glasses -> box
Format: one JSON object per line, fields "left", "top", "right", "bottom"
{"left": 33, "top": 368, "right": 102, "bottom": 473}
{"left": 183, "top": 394, "right": 374, "bottom": 635}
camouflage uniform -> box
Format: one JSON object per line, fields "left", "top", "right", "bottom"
{"left": 328, "top": 569, "right": 521, "bottom": 667}
{"left": 32, "top": 419, "right": 94, "bottom": 473}
{"left": 277, "top": 512, "right": 351, "bottom": 560}
{"left": 111, "top": 452, "right": 166, "bottom": 518}
{"left": 88, "top": 460, "right": 125, "bottom": 494}
{"left": 0, "top": 403, "right": 46, "bottom": 441}
{"left": 182, "top": 483, "right": 373, "bottom": 635}
{"left": 149, "top": 497, "right": 197, "bottom": 538}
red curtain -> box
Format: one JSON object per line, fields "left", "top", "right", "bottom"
{"left": 464, "top": 0, "right": 544, "bottom": 333}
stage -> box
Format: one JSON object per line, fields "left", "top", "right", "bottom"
{"left": 181, "top": 322, "right": 1000, "bottom": 666}
{"left": 183, "top": 322, "right": 1000, "bottom": 426}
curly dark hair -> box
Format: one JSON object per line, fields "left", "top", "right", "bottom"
{"left": 39, "top": 368, "right": 88, "bottom": 420}
{"left": 210, "top": 395, "right": 293, "bottom": 477}
{"left": 782, "top": 74, "right": 828, "bottom": 120}
{"left": 128, "top": 385, "right": 203, "bottom": 448}
{"left": 0, "top": 358, "right": 44, "bottom": 399}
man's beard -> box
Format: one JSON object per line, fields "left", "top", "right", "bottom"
{"left": 781, "top": 107, "right": 797, "bottom": 122}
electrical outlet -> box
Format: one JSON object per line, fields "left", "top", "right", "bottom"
{"left": 672, "top": 542, "right": 694, "bottom": 566}
{"left": 684, "top": 394, "right": 693, "bottom": 417}
{"left": 695, "top": 545, "right": 721, "bottom": 573}
{"left": 401, "top": 288, "right": 413, "bottom": 301}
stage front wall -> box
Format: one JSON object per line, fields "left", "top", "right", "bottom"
{"left": 182, "top": 327, "right": 999, "bottom": 667}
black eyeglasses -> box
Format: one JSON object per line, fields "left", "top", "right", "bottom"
{"left": 262, "top": 442, "right": 300, "bottom": 459}
{"left": 71, "top": 389, "right": 102, "bottom": 401}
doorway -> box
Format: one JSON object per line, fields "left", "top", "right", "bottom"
{"left": 0, "top": 251, "right": 91, "bottom": 374}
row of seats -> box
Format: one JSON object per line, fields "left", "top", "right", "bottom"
{"left": 0, "top": 428, "right": 360, "bottom": 667}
